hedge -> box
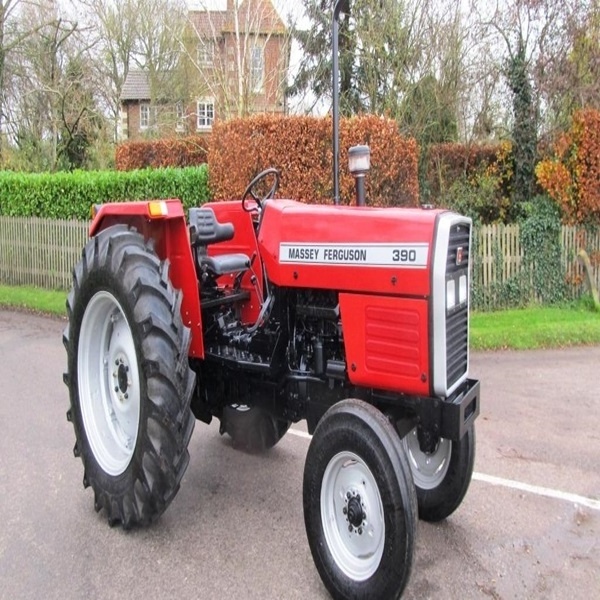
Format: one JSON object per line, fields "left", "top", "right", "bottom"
{"left": 208, "top": 114, "right": 419, "bottom": 207}
{"left": 0, "top": 165, "right": 210, "bottom": 220}
{"left": 426, "top": 141, "right": 513, "bottom": 200}
{"left": 536, "top": 109, "right": 600, "bottom": 224}
{"left": 116, "top": 136, "right": 209, "bottom": 171}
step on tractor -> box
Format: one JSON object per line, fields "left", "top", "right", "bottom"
{"left": 63, "top": 3, "right": 480, "bottom": 598}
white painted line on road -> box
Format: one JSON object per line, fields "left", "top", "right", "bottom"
{"left": 288, "top": 428, "right": 600, "bottom": 512}
{"left": 472, "top": 472, "right": 600, "bottom": 512}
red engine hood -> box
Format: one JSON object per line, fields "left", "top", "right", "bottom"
{"left": 257, "top": 200, "right": 445, "bottom": 297}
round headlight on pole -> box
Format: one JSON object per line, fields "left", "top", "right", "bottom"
{"left": 348, "top": 145, "right": 371, "bottom": 176}
{"left": 348, "top": 145, "right": 370, "bottom": 206}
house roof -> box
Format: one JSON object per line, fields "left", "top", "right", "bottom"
{"left": 120, "top": 70, "right": 151, "bottom": 101}
{"left": 190, "top": 0, "right": 286, "bottom": 38}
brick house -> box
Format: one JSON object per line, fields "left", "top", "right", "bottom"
{"left": 119, "top": 0, "right": 288, "bottom": 141}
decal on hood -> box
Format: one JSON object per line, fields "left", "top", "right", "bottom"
{"left": 279, "top": 243, "right": 429, "bottom": 268}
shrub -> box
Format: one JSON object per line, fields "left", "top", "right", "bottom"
{"left": 426, "top": 142, "right": 513, "bottom": 202}
{"left": 116, "top": 137, "right": 209, "bottom": 171}
{"left": 208, "top": 114, "right": 419, "bottom": 207}
{"left": 536, "top": 109, "right": 600, "bottom": 224}
{"left": 0, "top": 166, "right": 210, "bottom": 220}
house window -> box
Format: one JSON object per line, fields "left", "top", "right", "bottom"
{"left": 251, "top": 45, "right": 264, "bottom": 92}
{"left": 140, "top": 103, "right": 151, "bottom": 129}
{"left": 176, "top": 102, "right": 185, "bottom": 132}
{"left": 196, "top": 99, "right": 214, "bottom": 130}
{"left": 197, "top": 40, "right": 214, "bottom": 67}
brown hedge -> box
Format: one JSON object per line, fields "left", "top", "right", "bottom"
{"left": 116, "top": 136, "right": 209, "bottom": 171}
{"left": 207, "top": 114, "right": 419, "bottom": 207}
{"left": 426, "top": 142, "right": 512, "bottom": 200}
{"left": 536, "top": 109, "right": 600, "bottom": 224}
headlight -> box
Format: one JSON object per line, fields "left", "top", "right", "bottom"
{"left": 446, "top": 279, "right": 456, "bottom": 311}
{"left": 459, "top": 274, "right": 468, "bottom": 305}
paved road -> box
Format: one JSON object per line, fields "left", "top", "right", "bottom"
{"left": 0, "top": 309, "right": 598, "bottom": 599}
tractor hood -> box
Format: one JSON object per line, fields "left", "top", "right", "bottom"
{"left": 257, "top": 200, "right": 446, "bottom": 297}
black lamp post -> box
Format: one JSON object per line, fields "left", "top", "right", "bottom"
{"left": 332, "top": 0, "right": 349, "bottom": 206}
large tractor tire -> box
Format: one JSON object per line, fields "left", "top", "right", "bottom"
{"left": 63, "top": 225, "right": 196, "bottom": 528}
{"left": 221, "top": 404, "right": 291, "bottom": 453}
{"left": 402, "top": 425, "right": 475, "bottom": 522}
{"left": 303, "top": 399, "right": 417, "bottom": 600}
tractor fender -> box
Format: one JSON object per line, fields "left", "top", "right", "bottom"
{"left": 89, "top": 200, "right": 204, "bottom": 358}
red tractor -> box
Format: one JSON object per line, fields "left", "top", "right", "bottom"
{"left": 63, "top": 5, "right": 479, "bottom": 599}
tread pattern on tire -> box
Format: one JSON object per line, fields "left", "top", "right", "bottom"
{"left": 63, "top": 225, "right": 196, "bottom": 528}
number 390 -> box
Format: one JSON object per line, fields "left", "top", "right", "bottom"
{"left": 392, "top": 249, "right": 417, "bottom": 263}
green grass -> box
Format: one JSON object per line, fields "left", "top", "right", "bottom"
{"left": 470, "top": 301, "right": 600, "bottom": 350}
{"left": 1, "top": 285, "right": 600, "bottom": 350}
{"left": 0, "top": 285, "right": 67, "bottom": 317}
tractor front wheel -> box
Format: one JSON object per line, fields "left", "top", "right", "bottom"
{"left": 303, "top": 399, "right": 417, "bottom": 600}
{"left": 402, "top": 425, "right": 475, "bottom": 522}
{"left": 63, "top": 225, "right": 195, "bottom": 528}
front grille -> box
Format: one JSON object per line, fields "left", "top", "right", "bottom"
{"left": 446, "top": 222, "right": 470, "bottom": 388}
{"left": 447, "top": 223, "right": 471, "bottom": 274}
{"left": 446, "top": 307, "right": 468, "bottom": 387}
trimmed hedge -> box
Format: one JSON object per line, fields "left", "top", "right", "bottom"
{"left": 426, "top": 142, "right": 512, "bottom": 200}
{"left": 116, "top": 136, "right": 209, "bottom": 171}
{"left": 208, "top": 114, "right": 419, "bottom": 207}
{"left": 0, "top": 166, "right": 210, "bottom": 220}
{"left": 536, "top": 109, "right": 600, "bottom": 224}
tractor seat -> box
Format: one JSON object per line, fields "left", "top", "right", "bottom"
{"left": 189, "top": 207, "right": 251, "bottom": 276}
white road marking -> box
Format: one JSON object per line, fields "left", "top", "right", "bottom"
{"left": 472, "top": 472, "right": 600, "bottom": 512}
{"left": 288, "top": 428, "right": 600, "bottom": 512}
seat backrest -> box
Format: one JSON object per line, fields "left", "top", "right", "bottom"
{"left": 189, "top": 207, "right": 235, "bottom": 246}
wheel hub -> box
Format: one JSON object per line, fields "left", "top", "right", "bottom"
{"left": 320, "top": 451, "right": 385, "bottom": 581}
{"left": 345, "top": 493, "right": 365, "bottom": 530}
{"left": 115, "top": 358, "right": 130, "bottom": 395}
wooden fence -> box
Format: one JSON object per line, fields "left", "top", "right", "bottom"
{"left": 0, "top": 217, "right": 88, "bottom": 291}
{"left": 0, "top": 217, "right": 599, "bottom": 306}
{"left": 475, "top": 223, "right": 600, "bottom": 300}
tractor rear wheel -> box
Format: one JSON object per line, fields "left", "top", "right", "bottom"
{"left": 63, "top": 225, "right": 195, "bottom": 528}
{"left": 303, "top": 399, "right": 417, "bottom": 600}
{"left": 402, "top": 425, "right": 475, "bottom": 522}
{"left": 221, "top": 404, "right": 291, "bottom": 453}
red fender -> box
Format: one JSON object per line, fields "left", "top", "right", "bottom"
{"left": 90, "top": 200, "right": 204, "bottom": 358}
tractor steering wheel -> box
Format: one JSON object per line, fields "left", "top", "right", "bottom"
{"left": 242, "top": 168, "right": 280, "bottom": 212}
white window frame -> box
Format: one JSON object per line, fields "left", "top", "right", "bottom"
{"left": 176, "top": 102, "right": 185, "bottom": 132}
{"left": 196, "top": 99, "right": 214, "bottom": 130}
{"left": 140, "top": 103, "right": 151, "bottom": 129}
{"left": 251, "top": 44, "right": 264, "bottom": 93}
{"left": 197, "top": 40, "right": 214, "bottom": 67}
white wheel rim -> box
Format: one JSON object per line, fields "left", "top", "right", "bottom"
{"left": 403, "top": 428, "right": 451, "bottom": 490}
{"left": 78, "top": 291, "right": 141, "bottom": 476}
{"left": 320, "top": 451, "right": 385, "bottom": 581}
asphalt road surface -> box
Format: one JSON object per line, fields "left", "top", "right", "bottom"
{"left": 0, "top": 309, "right": 598, "bottom": 600}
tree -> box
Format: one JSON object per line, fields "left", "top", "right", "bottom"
{"left": 480, "top": 0, "right": 579, "bottom": 211}
{"left": 3, "top": 0, "right": 105, "bottom": 170}
{"left": 79, "top": 0, "right": 187, "bottom": 140}
{"left": 290, "top": 0, "right": 470, "bottom": 134}
{"left": 536, "top": 0, "right": 600, "bottom": 131}
{"left": 0, "top": 0, "right": 55, "bottom": 165}
{"left": 182, "top": 0, "right": 290, "bottom": 120}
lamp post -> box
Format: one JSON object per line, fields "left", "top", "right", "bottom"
{"left": 332, "top": 0, "right": 349, "bottom": 205}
